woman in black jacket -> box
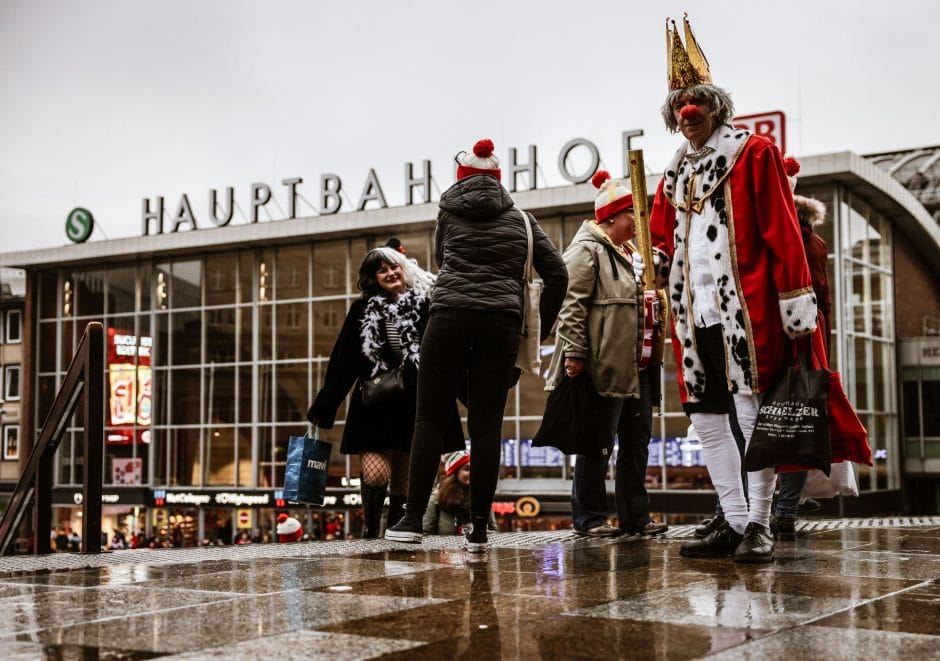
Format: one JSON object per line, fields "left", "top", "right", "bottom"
{"left": 386, "top": 139, "right": 567, "bottom": 552}
{"left": 307, "top": 239, "right": 460, "bottom": 538}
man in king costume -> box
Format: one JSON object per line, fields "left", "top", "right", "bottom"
{"left": 650, "top": 15, "right": 817, "bottom": 563}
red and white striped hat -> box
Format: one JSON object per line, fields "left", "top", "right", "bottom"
{"left": 456, "top": 139, "right": 501, "bottom": 181}
{"left": 591, "top": 171, "right": 633, "bottom": 223}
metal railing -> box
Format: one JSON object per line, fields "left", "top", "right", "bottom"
{"left": 0, "top": 322, "right": 104, "bottom": 555}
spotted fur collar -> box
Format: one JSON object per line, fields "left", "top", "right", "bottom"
{"left": 662, "top": 126, "right": 750, "bottom": 213}
{"left": 360, "top": 288, "right": 424, "bottom": 376}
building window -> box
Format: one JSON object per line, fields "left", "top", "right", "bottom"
{"left": 4, "top": 365, "right": 20, "bottom": 400}
{"left": 2, "top": 425, "right": 18, "bottom": 461}
{"left": 6, "top": 309, "right": 22, "bottom": 343}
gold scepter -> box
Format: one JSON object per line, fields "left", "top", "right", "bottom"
{"left": 628, "top": 149, "right": 666, "bottom": 366}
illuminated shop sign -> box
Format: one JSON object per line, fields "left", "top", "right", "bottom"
{"left": 106, "top": 328, "right": 152, "bottom": 446}
{"left": 152, "top": 489, "right": 273, "bottom": 508}
{"left": 52, "top": 487, "right": 149, "bottom": 506}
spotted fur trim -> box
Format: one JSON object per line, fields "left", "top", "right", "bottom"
{"left": 360, "top": 289, "right": 424, "bottom": 376}
{"left": 779, "top": 288, "right": 818, "bottom": 339}
{"left": 665, "top": 133, "right": 757, "bottom": 401}
{"left": 662, "top": 125, "right": 750, "bottom": 213}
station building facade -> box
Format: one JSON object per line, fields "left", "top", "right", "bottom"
{"left": 2, "top": 148, "right": 939, "bottom": 543}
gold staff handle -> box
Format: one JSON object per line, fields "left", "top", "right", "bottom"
{"left": 627, "top": 149, "right": 655, "bottom": 291}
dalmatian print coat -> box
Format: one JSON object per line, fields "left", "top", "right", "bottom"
{"left": 650, "top": 129, "right": 817, "bottom": 404}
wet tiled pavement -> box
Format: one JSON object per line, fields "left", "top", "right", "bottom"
{"left": 0, "top": 519, "right": 937, "bottom": 659}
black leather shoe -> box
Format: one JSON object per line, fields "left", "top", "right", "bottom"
{"left": 360, "top": 483, "right": 387, "bottom": 539}
{"left": 693, "top": 514, "right": 724, "bottom": 539}
{"left": 770, "top": 514, "right": 798, "bottom": 541}
{"left": 680, "top": 520, "right": 743, "bottom": 558}
{"left": 623, "top": 521, "right": 669, "bottom": 535}
{"left": 734, "top": 523, "right": 775, "bottom": 563}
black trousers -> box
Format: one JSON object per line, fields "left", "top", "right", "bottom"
{"left": 405, "top": 308, "right": 521, "bottom": 520}
{"left": 615, "top": 365, "right": 658, "bottom": 531}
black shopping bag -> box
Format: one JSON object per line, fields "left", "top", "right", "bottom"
{"left": 532, "top": 375, "right": 610, "bottom": 460}
{"left": 283, "top": 427, "right": 332, "bottom": 506}
{"left": 744, "top": 351, "right": 831, "bottom": 474}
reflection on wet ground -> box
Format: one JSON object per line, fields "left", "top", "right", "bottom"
{"left": 0, "top": 521, "right": 936, "bottom": 659}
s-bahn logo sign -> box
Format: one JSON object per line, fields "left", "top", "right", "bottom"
{"left": 66, "top": 207, "right": 94, "bottom": 243}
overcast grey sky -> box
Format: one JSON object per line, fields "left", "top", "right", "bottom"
{"left": 1, "top": 0, "right": 936, "bottom": 253}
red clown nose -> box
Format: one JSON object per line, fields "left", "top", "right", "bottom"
{"left": 680, "top": 104, "right": 703, "bottom": 120}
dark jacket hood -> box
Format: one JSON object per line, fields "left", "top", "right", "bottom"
{"left": 439, "top": 174, "right": 514, "bottom": 221}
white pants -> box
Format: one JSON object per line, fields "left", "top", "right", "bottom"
{"left": 690, "top": 393, "right": 774, "bottom": 534}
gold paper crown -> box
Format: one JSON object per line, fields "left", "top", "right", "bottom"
{"left": 666, "top": 13, "right": 713, "bottom": 91}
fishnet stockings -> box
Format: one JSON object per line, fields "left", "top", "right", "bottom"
{"left": 360, "top": 450, "right": 410, "bottom": 496}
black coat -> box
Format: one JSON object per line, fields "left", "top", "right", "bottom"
{"left": 307, "top": 296, "right": 464, "bottom": 455}
{"left": 433, "top": 174, "right": 568, "bottom": 340}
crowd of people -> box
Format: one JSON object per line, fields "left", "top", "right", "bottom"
{"left": 298, "top": 14, "right": 869, "bottom": 565}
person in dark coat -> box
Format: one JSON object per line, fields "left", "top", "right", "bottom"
{"left": 771, "top": 157, "right": 833, "bottom": 540}
{"left": 386, "top": 138, "right": 567, "bottom": 552}
{"left": 308, "top": 239, "right": 463, "bottom": 538}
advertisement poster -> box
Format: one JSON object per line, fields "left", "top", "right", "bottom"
{"left": 106, "top": 327, "right": 153, "bottom": 444}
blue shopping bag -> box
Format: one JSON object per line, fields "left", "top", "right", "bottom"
{"left": 282, "top": 426, "right": 332, "bottom": 506}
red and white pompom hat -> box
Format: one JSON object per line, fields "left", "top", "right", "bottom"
{"left": 456, "top": 139, "right": 501, "bottom": 181}
{"left": 276, "top": 513, "right": 303, "bottom": 543}
{"left": 783, "top": 156, "right": 800, "bottom": 192}
{"left": 591, "top": 171, "right": 633, "bottom": 223}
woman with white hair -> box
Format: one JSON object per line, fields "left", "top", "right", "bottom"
{"left": 307, "top": 238, "right": 463, "bottom": 538}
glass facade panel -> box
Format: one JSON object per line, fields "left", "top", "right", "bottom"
{"left": 313, "top": 241, "right": 347, "bottom": 297}
{"left": 204, "top": 427, "right": 236, "bottom": 486}
{"left": 205, "top": 366, "right": 236, "bottom": 425}
{"left": 259, "top": 305, "right": 273, "bottom": 361}
{"left": 171, "top": 260, "right": 202, "bottom": 309}
{"left": 205, "top": 253, "right": 237, "bottom": 307}
{"left": 257, "top": 363, "right": 274, "bottom": 423}
{"left": 39, "top": 271, "right": 58, "bottom": 319}
{"left": 75, "top": 270, "right": 106, "bottom": 317}
{"left": 206, "top": 307, "right": 236, "bottom": 363}
{"left": 275, "top": 302, "right": 308, "bottom": 360}
{"left": 314, "top": 300, "right": 346, "bottom": 357}
{"left": 902, "top": 381, "right": 921, "bottom": 438}
{"left": 275, "top": 362, "right": 309, "bottom": 423}
{"left": 107, "top": 267, "right": 137, "bottom": 315}
{"left": 171, "top": 310, "right": 202, "bottom": 365}
{"left": 170, "top": 368, "right": 201, "bottom": 425}
{"left": 168, "top": 428, "right": 200, "bottom": 486}
{"left": 238, "top": 252, "right": 254, "bottom": 304}
{"left": 39, "top": 321, "right": 56, "bottom": 373}
{"left": 236, "top": 427, "right": 252, "bottom": 487}
{"left": 276, "top": 245, "right": 309, "bottom": 300}
{"left": 923, "top": 381, "right": 940, "bottom": 437}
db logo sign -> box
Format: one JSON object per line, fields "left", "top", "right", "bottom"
{"left": 515, "top": 496, "right": 540, "bottom": 518}
{"left": 733, "top": 111, "right": 786, "bottom": 154}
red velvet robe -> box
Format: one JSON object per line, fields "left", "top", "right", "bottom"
{"left": 650, "top": 131, "right": 817, "bottom": 404}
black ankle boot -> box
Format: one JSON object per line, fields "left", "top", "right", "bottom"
{"left": 387, "top": 496, "right": 406, "bottom": 535}
{"left": 465, "top": 514, "right": 489, "bottom": 553}
{"left": 361, "top": 484, "right": 387, "bottom": 539}
{"left": 385, "top": 504, "right": 424, "bottom": 543}
{"left": 680, "top": 520, "right": 743, "bottom": 558}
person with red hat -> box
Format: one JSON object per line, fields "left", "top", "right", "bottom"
{"left": 386, "top": 138, "right": 567, "bottom": 553}
{"left": 275, "top": 513, "right": 303, "bottom": 543}
{"left": 543, "top": 171, "right": 654, "bottom": 537}
{"left": 650, "top": 15, "right": 818, "bottom": 563}
{"left": 421, "top": 451, "right": 495, "bottom": 535}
